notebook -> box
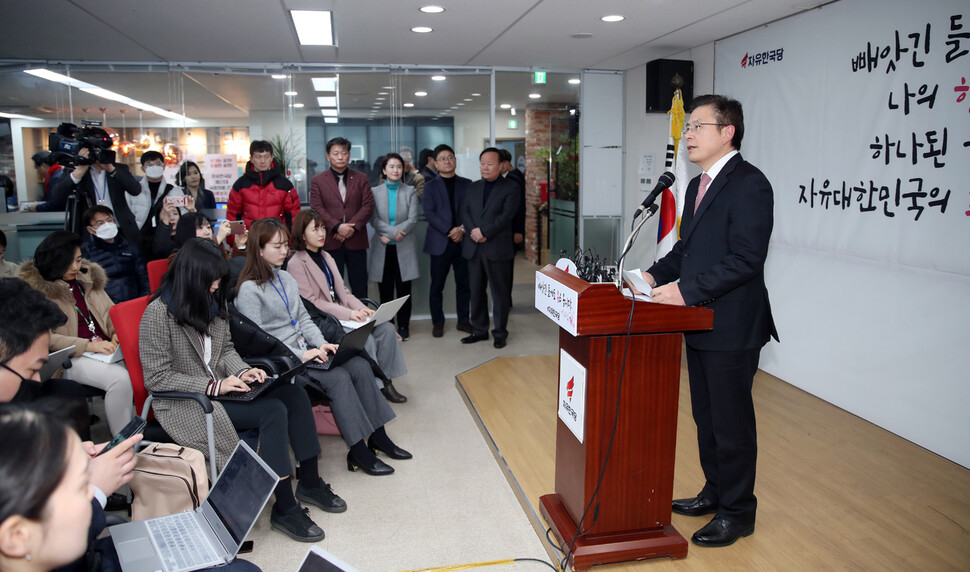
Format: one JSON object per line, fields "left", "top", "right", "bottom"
{"left": 39, "top": 345, "right": 75, "bottom": 382}
{"left": 339, "top": 295, "right": 409, "bottom": 330}
{"left": 295, "top": 546, "right": 358, "bottom": 572}
{"left": 306, "top": 320, "right": 375, "bottom": 372}
{"left": 110, "top": 440, "right": 277, "bottom": 572}
{"left": 215, "top": 360, "right": 309, "bottom": 402}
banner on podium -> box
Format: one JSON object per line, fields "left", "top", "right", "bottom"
{"left": 535, "top": 271, "right": 578, "bottom": 336}
{"left": 558, "top": 349, "right": 587, "bottom": 443}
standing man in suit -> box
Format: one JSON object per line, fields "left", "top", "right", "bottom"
{"left": 309, "top": 137, "right": 374, "bottom": 299}
{"left": 423, "top": 144, "right": 473, "bottom": 338}
{"left": 459, "top": 148, "right": 520, "bottom": 349}
{"left": 642, "top": 94, "right": 778, "bottom": 547}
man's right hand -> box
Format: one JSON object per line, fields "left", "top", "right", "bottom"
{"left": 447, "top": 226, "right": 463, "bottom": 242}
{"left": 72, "top": 148, "right": 91, "bottom": 179}
{"left": 336, "top": 223, "right": 355, "bottom": 238}
{"left": 86, "top": 433, "right": 141, "bottom": 495}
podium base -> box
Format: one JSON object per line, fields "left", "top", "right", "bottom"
{"left": 540, "top": 494, "right": 688, "bottom": 571}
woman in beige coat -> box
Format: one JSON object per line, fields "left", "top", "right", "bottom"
{"left": 19, "top": 230, "right": 133, "bottom": 434}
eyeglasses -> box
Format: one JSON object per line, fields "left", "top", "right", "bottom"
{"left": 91, "top": 217, "right": 115, "bottom": 228}
{"left": 682, "top": 122, "right": 727, "bottom": 135}
{"left": 436, "top": 155, "right": 456, "bottom": 162}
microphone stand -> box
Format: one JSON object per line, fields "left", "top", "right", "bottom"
{"left": 615, "top": 203, "right": 659, "bottom": 291}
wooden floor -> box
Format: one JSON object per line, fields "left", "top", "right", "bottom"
{"left": 456, "top": 355, "right": 970, "bottom": 571}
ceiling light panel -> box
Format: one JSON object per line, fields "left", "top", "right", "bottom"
{"left": 312, "top": 77, "right": 338, "bottom": 92}
{"left": 291, "top": 11, "right": 334, "bottom": 45}
{"left": 318, "top": 96, "right": 338, "bottom": 107}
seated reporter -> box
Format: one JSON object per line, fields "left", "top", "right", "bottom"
{"left": 18, "top": 231, "right": 134, "bottom": 436}
{"left": 80, "top": 205, "right": 149, "bottom": 303}
{"left": 235, "top": 218, "right": 410, "bottom": 476}
{"left": 139, "top": 238, "right": 344, "bottom": 542}
{"left": 285, "top": 209, "right": 408, "bottom": 403}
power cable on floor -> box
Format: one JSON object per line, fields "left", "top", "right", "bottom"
{"left": 395, "top": 556, "right": 557, "bottom": 572}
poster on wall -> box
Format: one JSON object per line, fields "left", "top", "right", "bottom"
{"left": 204, "top": 154, "right": 239, "bottom": 203}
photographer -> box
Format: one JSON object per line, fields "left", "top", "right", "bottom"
{"left": 51, "top": 144, "right": 142, "bottom": 249}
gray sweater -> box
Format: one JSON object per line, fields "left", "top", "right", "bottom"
{"left": 235, "top": 268, "right": 328, "bottom": 357}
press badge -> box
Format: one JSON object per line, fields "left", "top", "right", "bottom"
{"left": 297, "top": 336, "right": 308, "bottom": 352}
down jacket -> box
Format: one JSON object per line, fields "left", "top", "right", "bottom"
{"left": 226, "top": 161, "right": 300, "bottom": 230}
{"left": 81, "top": 235, "right": 149, "bottom": 303}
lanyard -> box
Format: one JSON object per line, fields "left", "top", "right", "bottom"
{"left": 268, "top": 277, "right": 298, "bottom": 328}
{"left": 319, "top": 258, "right": 337, "bottom": 300}
{"left": 70, "top": 284, "right": 101, "bottom": 340}
{"left": 92, "top": 170, "right": 108, "bottom": 205}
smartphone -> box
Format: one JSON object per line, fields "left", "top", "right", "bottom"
{"left": 229, "top": 220, "right": 246, "bottom": 234}
{"left": 169, "top": 195, "right": 188, "bottom": 207}
{"left": 238, "top": 540, "right": 254, "bottom": 554}
{"left": 96, "top": 416, "right": 147, "bottom": 457}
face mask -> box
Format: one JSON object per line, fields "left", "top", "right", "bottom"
{"left": 95, "top": 222, "right": 119, "bottom": 240}
{"left": 236, "top": 245, "right": 246, "bottom": 250}
{"left": 145, "top": 165, "right": 164, "bottom": 179}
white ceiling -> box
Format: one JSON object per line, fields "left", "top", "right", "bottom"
{"left": 0, "top": 0, "right": 830, "bottom": 122}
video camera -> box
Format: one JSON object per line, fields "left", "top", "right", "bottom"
{"left": 49, "top": 121, "right": 116, "bottom": 167}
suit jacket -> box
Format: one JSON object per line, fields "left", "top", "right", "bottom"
{"left": 139, "top": 297, "right": 248, "bottom": 470}
{"left": 54, "top": 164, "right": 142, "bottom": 247}
{"left": 286, "top": 249, "right": 366, "bottom": 321}
{"left": 368, "top": 182, "right": 420, "bottom": 282}
{"left": 648, "top": 153, "right": 778, "bottom": 351}
{"left": 423, "top": 174, "right": 471, "bottom": 256}
{"left": 506, "top": 169, "right": 526, "bottom": 234}
{"left": 460, "top": 176, "right": 520, "bottom": 261}
{"left": 309, "top": 168, "right": 374, "bottom": 251}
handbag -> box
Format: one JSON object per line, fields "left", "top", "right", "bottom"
{"left": 130, "top": 443, "right": 209, "bottom": 520}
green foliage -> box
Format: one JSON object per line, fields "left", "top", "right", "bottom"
{"left": 533, "top": 136, "right": 579, "bottom": 201}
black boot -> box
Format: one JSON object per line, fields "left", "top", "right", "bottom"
{"left": 381, "top": 379, "right": 407, "bottom": 403}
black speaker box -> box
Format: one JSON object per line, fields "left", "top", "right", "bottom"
{"left": 645, "top": 59, "right": 694, "bottom": 113}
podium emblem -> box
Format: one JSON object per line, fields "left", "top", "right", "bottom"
{"left": 558, "top": 349, "right": 587, "bottom": 443}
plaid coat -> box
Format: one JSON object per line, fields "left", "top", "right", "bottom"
{"left": 139, "top": 297, "right": 249, "bottom": 470}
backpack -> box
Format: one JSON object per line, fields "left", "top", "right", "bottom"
{"left": 130, "top": 443, "right": 209, "bottom": 520}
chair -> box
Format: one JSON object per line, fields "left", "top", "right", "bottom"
{"left": 109, "top": 295, "right": 221, "bottom": 481}
{"left": 146, "top": 259, "right": 168, "bottom": 292}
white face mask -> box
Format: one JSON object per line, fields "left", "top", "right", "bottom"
{"left": 145, "top": 165, "right": 164, "bottom": 179}
{"left": 95, "top": 222, "right": 119, "bottom": 240}
{"left": 236, "top": 245, "right": 246, "bottom": 250}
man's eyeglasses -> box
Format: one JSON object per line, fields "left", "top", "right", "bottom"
{"left": 437, "top": 155, "right": 456, "bottom": 162}
{"left": 682, "top": 122, "right": 727, "bottom": 135}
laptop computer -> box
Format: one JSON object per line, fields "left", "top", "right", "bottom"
{"left": 39, "top": 345, "right": 75, "bottom": 382}
{"left": 295, "top": 546, "right": 358, "bottom": 572}
{"left": 339, "top": 295, "right": 409, "bottom": 330}
{"left": 110, "top": 440, "right": 278, "bottom": 572}
{"left": 306, "top": 320, "right": 376, "bottom": 372}
{"left": 215, "top": 360, "right": 309, "bottom": 402}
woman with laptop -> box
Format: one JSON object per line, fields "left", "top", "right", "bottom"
{"left": 235, "top": 219, "right": 411, "bottom": 477}
{"left": 18, "top": 230, "right": 134, "bottom": 436}
{"left": 285, "top": 209, "right": 408, "bottom": 404}
{"left": 140, "top": 238, "right": 345, "bottom": 543}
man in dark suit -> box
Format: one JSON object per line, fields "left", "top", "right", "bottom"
{"left": 459, "top": 148, "right": 521, "bottom": 349}
{"left": 309, "top": 137, "right": 375, "bottom": 299}
{"left": 423, "top": 144, "right": 472, "bottom": 338}
{"left": 643, "top": 94, "right": 778, "bottom": 547}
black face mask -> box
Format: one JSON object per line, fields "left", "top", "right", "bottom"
{"left": 2, "top": 362, "right": 41, "bottom": 402}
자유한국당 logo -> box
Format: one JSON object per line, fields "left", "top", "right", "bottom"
{"left": 742, "top": 48, "right": 784, "bottom": 68}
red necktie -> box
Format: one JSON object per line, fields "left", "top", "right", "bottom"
{"left": 694, "top": 173, "right": 712, "bottom": 214}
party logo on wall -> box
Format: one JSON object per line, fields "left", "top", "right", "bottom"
{"left": 742, "top": 48, "right": 785, "bottom": 68}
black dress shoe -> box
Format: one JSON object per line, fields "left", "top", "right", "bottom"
{"left": 346, "top": 450, "right": 394, "bottom": 476}
{"left": 456, "top": 322, "right": 474, "bottom": 333}
{"left": 461, "top": 333, "right": 488, "bottom": 344}
{"left": 381, "top": 380, "right": 407, "bottom": 403}
{"left": 432, "top": 324, "right": 444, "bottom": 337}
{"left": 367, "top": 436, "right": 413, "bottom": 460}
{"left": 672, "top": 496, "right": 718, "bottom": 517}
{"left": 493, "top": 338, "right": 507, "bottom": 348}
{"left": 691, "top": 517, "right": 754, "bottom": 547}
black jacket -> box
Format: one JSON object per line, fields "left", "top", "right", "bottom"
{"left": 81, "top": 235, "right": 150, "bottom": 303}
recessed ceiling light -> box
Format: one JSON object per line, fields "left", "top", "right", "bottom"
{"left": 601, "top": 15, "right": 625, "bottom": 22}
{"left": 382, "top": 85, "right": 394, "bottom": 89}
{"left": 415, "top": 91, "right": 428, "bottom": 97}
{"left": 272, "top": 74, "right": 289, "bottom": 80}
{"left": 568, "top": 78, "right": 581, "bottom": 85}
{"left": 529, "top": 93, "right": 541, "bottom": 99}
{"left": 291, "top": 103, "right": 304, "bottom": 108}
{"left": 457, "top": 103, "right": 464, "bottom": 106}
{"left": 464, "top": 98, "right": 473, "bottom": 102}
{"left": 411, "top": 26, "right": 433, "bottom": 33}
{"left": 471, "top": 93, "right": 481, "bottom": 97}
{"left": 403, "top": 103, "right": 415, "bottom": 108}
{"left": 450, "top": 106, "right": 458, "bottom": 109}
{"left": 0, "top": 111, "right": 42, "bottom": 121}
{"left": 291, "top": 10, "right": 334, "bottom": 45}
{"left": 378, "top": 92, "right": 388, "bottom": 95}
{"left": 322, "top": 109, "right": 338, "bottom": 116}
{"left": 312, "top": 77, "right": 338, "bottom": 92}
{"left": 376, "top": 97, "right": 386, "bottom": 101}
{"left": 571, "top": 33, "right": 593, "bottom": 39}
{"left": 420, "top": 5, "right": 445, "bottom": 14}
{"left": 284, "top": 91, "right": 298, "bottom": 96}
{"left": 318, "top": 96, "right": 337, "bottom": 107}
{"left": 324, "top": 117, "right": 338, "bottom": 124}
{"left": 500, "top": 104, "right": 511, "bottom": 109}
{"left": 432, "top": 75, "right": 446, "bottom": 81}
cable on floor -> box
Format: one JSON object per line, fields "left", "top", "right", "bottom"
{"left": 395, "top": 556, "right": 557, "bottom": 571}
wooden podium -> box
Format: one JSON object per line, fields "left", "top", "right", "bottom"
{"left": 535, "top": 265, "right": 713, "bottom": 570}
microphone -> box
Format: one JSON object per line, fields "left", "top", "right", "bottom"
{"left": 634, "top": 171, "right": 675, "bottom": 218}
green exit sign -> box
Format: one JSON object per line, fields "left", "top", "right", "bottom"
{"left": 508, "top": 119, "right": 518, "bottom": 129}
{"left": 533, "top": 71, "right": 547, "bottom": 84}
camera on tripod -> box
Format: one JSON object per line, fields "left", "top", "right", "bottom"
{"left": 48, "top": 121, "right": 116, "bottom": 167}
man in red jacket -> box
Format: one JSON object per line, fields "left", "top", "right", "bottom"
{"left": 309, "top": 137, "right": 374, "bottom": 299}
{"left": 227, "top": 140, "right": 300, "bottom": 230}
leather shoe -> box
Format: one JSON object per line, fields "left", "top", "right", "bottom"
{"left": 346, "top": 451, "right": 394, "bottom": 476}
{"left": 672, "top": 496, "right": 718, "bottom": 517}
{"left": 381, "top": 380, "right": 407, "bottom": 403}
{"left": 461, "top": 333, "right": 488, "bottom": 344}
{"left": 691, "top": 517, "right": 754, "bottom": 547}
{"left": 367, "top": 436, "right": 413, "bottom": 460}
{"left": 432, "top": 324, "right": 444, "bottom": 338}
{"left": 493, "top": 338, "right": 507, "bottom": 349}
{"left": 456, "top": 322, "right": 474, "bottom": 333}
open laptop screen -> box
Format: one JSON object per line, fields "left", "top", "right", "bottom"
{"left": 206, "top": 444, "right": 279, "bottom": 545}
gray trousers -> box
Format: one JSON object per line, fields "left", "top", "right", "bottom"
{"left": 305, "top": 355, "right": 395, "bottom": 446}
{"left": 361, "top": 321, "right": 407, "bottom": 379}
